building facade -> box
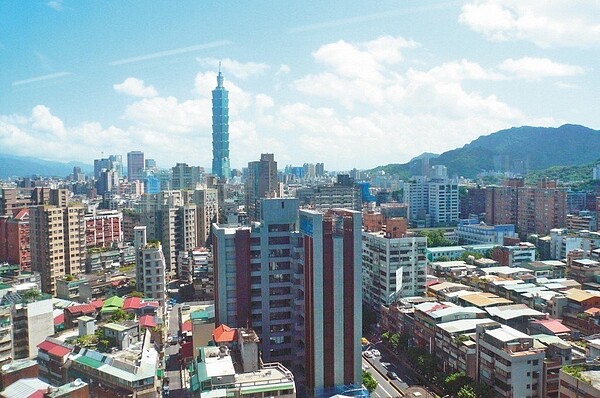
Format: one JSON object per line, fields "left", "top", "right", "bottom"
{"left": 246, "top": 153, "right": 278, "bottom": 221}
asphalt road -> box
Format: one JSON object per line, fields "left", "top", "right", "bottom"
{"left": 165, "top": 303, "right": 185, "bottom": 397}
{"left": 363, "top": 357, "right": 402, "bottom": 398}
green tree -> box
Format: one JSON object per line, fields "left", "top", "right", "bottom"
{"left": 444, "top": 372, "right": 472, "bottom": 396}
{"left": 110, "top": 308, "right": 134, "bottom": 322}
{"left": 389, "top": 333, "right": 401, "bottom": 351}
{"left": 460, "top": 251, "right": 483, "bottom": 261}
{"left": 457, "top": 385, "right": 477, "bottom": 398}
{"left": 362, "top": 371, "right": 378, "bottom": 393}
{"left": 128, "top": 291, "right": 145, "bottom": 298}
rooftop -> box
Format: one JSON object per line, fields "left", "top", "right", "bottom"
{"left": 486, "top": 324, "right": 531, "bottom": 342}
{"left": 486, "top": 304, "right": 544, "bottom": 320}
{"left": 437, "top": 318, "right": 494, "bottom": 334}
{"left": 459, "top": 292, "right": 513, "bottom": 308}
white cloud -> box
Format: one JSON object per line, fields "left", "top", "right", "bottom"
{"left": 31, "top": 105, "right": 66, "bottom": 137}
{"left": 47, "top": 1, "right": 63, "bottom": 11}
{"left": 499, "top": 57, "right": 584, "bottom": 80}
{"left": 459, "top": 0, "right": 600, "bottom": 48}
{"left": 113, "top": 77, "right": 158, "bottom": 98}
{"left": 276, "top": 65, "right": 291, "bottom": 75}
{"left": 122, "top": 96, "right": 211, "bottom": 133}
{"left": 197, "top": 57, "right": 269, "bottom": 79}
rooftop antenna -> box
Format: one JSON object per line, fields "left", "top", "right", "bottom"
{"left": 217, "top": 61, "right": 224, "bottom": 88}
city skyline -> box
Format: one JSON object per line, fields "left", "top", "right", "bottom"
{"left": 1, "top": 1, "right": 599, "bottom": 170}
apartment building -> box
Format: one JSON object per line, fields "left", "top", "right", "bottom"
{"left": 84, "top": 209, "right": 122, "bottom": 247}
{"left": 29, "top": 205, "right": 85, "bottom": 295}
{"left": 192, "top": 188, "right": 219, "bottom": 246}
{"left": 476, "top": 322, "right": 545, "bottom": 398}
{"left": 134, "top": 226, "right": 167, "bottom": 307}
{"left": 0, "top": 208, "right": 30, "bottom": 269}
{"left": 404, "top": 176, "right": 459, "bottom": 227}
{"left": 362, "top": 231, "right": 427, "bottom": 311}
{"left": 245, "top": 153, "right": 278, "bottom": 221}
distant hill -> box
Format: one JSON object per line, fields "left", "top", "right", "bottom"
{"left": 0, "top": 153, "right": 92, "bottom": 179}
{"left": 372, "top": 124, "right": 600, "bottom": 178}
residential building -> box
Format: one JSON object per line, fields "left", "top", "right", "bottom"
{"left": 492, "top": 242, "right": 536, "bottom": 267}
{"left": 84, "top": 209, "right": 122, "bottom": 247}
{"left": 296, "top": 175, "right": 362, "bottom": 212}
{"left": 134, "top": 226, "right": 167, "bottom": 307}
{"left": 486, "top": 184, "right": 520, "bottom": 226}
{"left": 476, "top": 322, "right": 545, "bottom": 398}
{"left": 517, "top": 186, "right": 567, "bottom": 238}
{"left": 558, "top": 364, "right": 600, "bottom": 398}
{"left": 212, "top": 67, "right": 231, "bottom": 179}
{"left": 0, "top": 208, "right": 30, "bottom": 269}
{"left": 192, "top": 188, "right": 219, "bottom": 246}
{"left": 37, "top": 338, "right": 72, "bottom": 386}
{"left": 171, "top": 162, "right": 202, "bottom": 190}
{"left": 362, "top": 231, "right": 427, "bottom": 311}
{"left": 126, "top": 150, "right": 144, "bottom": 181}
{"left": 0, "top": 307, "right": 11, "bottom": 365}
{"left": 404, "top": 176, "right": 459, "bottom": 227}
{"left": 189, "top": 329, "right": 296, "bottom": 398}
{"left": 29, "top": 205, "right": 85, "bottom": 295}
{"left": 459, "top": 187, "right": 486, "bottom": 219}
{"left": 245, "top": 153, "right": 278, "bottom": 221}
{"left": 8, "top": 295, "right": 54, "bottom": 359}
{"left": 456, "top": 220, "right": 517, "bottom": 245}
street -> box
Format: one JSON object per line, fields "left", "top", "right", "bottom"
{"left": 165, "top": 302, "right": 185, "bottom": 397}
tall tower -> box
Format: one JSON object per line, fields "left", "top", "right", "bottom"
{"left": 211, "top": 65, "right": 230, "bottom": 179}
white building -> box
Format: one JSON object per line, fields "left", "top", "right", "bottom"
{"left": 404, "top": 176, "right": 459, "bottom": 227}
{"left": 362, "top": 231, "right": 427, "bottom": 311}
{"left": 476, "top": 322, "right": 545, "bottom": 398}
{"left": 134, "top": 226, "right": 167, "bottom": 307}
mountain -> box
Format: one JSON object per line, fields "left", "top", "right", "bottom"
{"left": 0, "top": 153, "right": 92, "bottom": 179}
{"left": 409, "top": 152, "right": 439, "bottom": 162}
{"left": 372, "top": 124, "right": 600, "bottom": 178}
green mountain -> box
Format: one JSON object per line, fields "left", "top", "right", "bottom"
{"left": 0, "top": 153, "right": 92, "bottom": 179}
{"left": 372, "top": 124, "right": 600, "bottom": 178}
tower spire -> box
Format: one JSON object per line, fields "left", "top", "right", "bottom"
{"left": 217, "top": 62, "right": 223, "bottom": 88}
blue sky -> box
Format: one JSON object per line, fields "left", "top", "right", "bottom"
{"left": 1, "top": 0, "right": 598, "bottom": 170}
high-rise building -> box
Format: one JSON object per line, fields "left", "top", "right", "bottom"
{"left": 171, "top": 163, "right": 202, "bottom": 190}
{"left": 362, "top": 231, "right": 427, "bottom": 312}
{"left": 193, "top": 188, "right": 219, "bottom": 247}
{"left": 127, "top": 151, "right": 145, "bottom": 181}
{"left": 246, "top": 153, "right": 278, "bottom": 221}
{"left": 0, "top": 208, "right": 30, "bottom": 269}
{"left": 213, "top": 199, "right": 362, "bottom": 396}
{"left": 404, "top": 177, "right": 459, "bottom": 227}
{"left": 298, "top": 209, "right": 362, "bottom": 395}
{"left": 29, "top": 205, "right": 85, "bottom": 295}
{"left": 134, "top": 226, "right": 167, "bottom": 307}
{"left": 211, "top": 68, "right": 230, "bottom": 179}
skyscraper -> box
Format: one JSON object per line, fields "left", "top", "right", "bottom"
{"left": 211, "top": 66, "right": 230, "bottom": 179}
{"left": 246, "top": 153, "right": 278, "bottom": 221}
{"left": 127, "top": 151, "right": 145, "bottom": 181}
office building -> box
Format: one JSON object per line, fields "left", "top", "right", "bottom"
{"left": 213, "top": 200, "right": 363, "bottom": 395}
{"left": 296, "top": 175, "right": 362, "bottom": 212}
{"left": 212, "top": 68, "right": 231, "bottom": 179}
{"left": 456, "top": 220, "right": 517, "bottom": 245}
{"left": 29, "top": 205, "right": 85, "bottom": 295}
{"left": 127, "top": 150, "right": 145, "bottom": 181}
{"left": 246, "top": 153, "right": 278, "bottom": 221}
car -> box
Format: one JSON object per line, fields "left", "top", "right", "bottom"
{"left": 363, "top": 351, "right": 373, "bottom": 358}
{"left": 387, "top": 371, "right": 399, "bottom": 380}
{"left": 381, "top": 362, "right": 391, "bottom": 368}
{"left": 167, "top": 304, "right": 173, "bottom": 311}
{"left": 362, "top": 364, "right": 370, "bottom": 371}
{"left": 371, "top": 349, "right": 381, "bottom": 357}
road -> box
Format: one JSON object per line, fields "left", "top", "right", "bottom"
{"left": 165, "top": 302, "right": 185, "bottom": 397}
{"left": 363, "top": 357, "right": 402, "bottom": 398}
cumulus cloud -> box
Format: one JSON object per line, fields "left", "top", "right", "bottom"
{"left": 197, "top": 57, "right": 269, "bottom": 79}
{"left": 459, "top": 0, "right": 600, "bottom": 48}
{"left": 114, "top": 77, "right": 158, "bottom": 98}
{"left": 499, "top": 57, "right": 584, "bottom": 80}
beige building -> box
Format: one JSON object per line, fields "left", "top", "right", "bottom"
{"left": 193, "top": 188, "right": 218, "bottom": 246}
{"left": 29, "top": 205, "right": 85, "bottom": 295}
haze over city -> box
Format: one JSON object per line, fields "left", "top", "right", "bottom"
{"left": 1, "top": 0, "right": 599, "bottom": 169}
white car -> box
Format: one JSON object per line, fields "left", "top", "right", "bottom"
{"left": 371, "top": 349, "right": 381, "bottom": 357}
{"left": 364, "top": 351, "right": 373, "bottom": 358}
{"left": 362, "top": 364, "right": 370, "bottom": 371}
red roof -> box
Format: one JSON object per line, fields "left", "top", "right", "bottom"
{"left": 54, "top": 313, "right": 65, "bottom": 325}
{"left": 213, "top": 324, "right": 237, "bottom": 343}
{"left": 180, "top": 341, "right": 193, "bottom": 359}
{"left": 37, "top": 340, "right": 71, "bottom": 357}
{"left": 585, "top": 307, "right": 600, "bottom": 316}
{"left": 65, "top": 303, "right": 96, "bottom": 315}
{"left": 141, "top": 301, "right": 159, "bottom": 308}
{"left": 533, "top": 319, "right": 571, "bottom": 334}
{"left": 182, "top": 320, "right": 192, "bottom": 332}
{"left": 139, "top": 315, "right": 157, "bottom": 328}
{"left": 90, "top": 300, "right": 104, "bottom": 309}
{"left": 124, "top": 297, "right": 142, "bottom": 310}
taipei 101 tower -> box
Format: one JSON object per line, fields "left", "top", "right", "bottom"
{"left": 211, "top": 64, "right": 230, "bottom": 179}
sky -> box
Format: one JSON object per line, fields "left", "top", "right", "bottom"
{"left": 0, "top": 0, "right": 598, "bottom": 171}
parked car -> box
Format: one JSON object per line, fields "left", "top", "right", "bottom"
{"left": 364, "top": 351, "right": 373, "bottom": 358}
{"left": 371, "top": 349, "right": 381, "bottom": 357}
{"left": 387, "top": 371, "right": 399, "bottom": 380}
